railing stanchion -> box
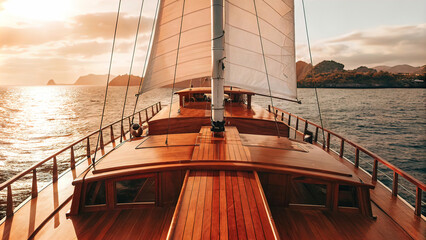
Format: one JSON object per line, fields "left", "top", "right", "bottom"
{"left": 326, "top": 132, "right": 330, "bottom": 151}
{"left": 372, "top": 158, "right": 378, "bottom": 183}
{"left": 121, "top": 124, "right": 126, "bottom": 141}
{"left": 304, "top": 120, "right": 308, "bottom": 134}
{"left": 99, "top": 129, "right": 104, "bottom": 150}
{"left": 314, "top": 126, "right": 319, "bottom": 142}
{"left": 110, "top": 125, "right": 115, "bottom": 145}
{"left": 288, "top": 114, "right": 291, "bottom": 126}
{"left": 392, "top": 172, "right": 398, "bottom": 196}
{"left": 355, "top": 148, "right": 359, "bottom": 168}
{"left": 53, "top": 156, "right": 58, "bottom": 182}
{"left": 156, "top": 103, "right": 159, "bottom": 113}
{"left": 128, "top": 117, "right": 132, "bottom": 139}
{"left": 145, "top": 109, "right": 149, "bottom": 122}
{"left": 6, "top": 185, "right": 13, "bottom": 217}
{"left": 415, "top": 187, "right": 422, "bottom": 216}
{"left": 86, "top": 137, "right": 91, "bottom": 158}
{"left": 339, "top": 139, "right": 344, "bottom": 158}
{"left": 70, "top": 145, "right": 75, "bottom": 169}
{"left": 32, "top": 169, "right": 38, "bottom": 198}
{"left": 268, "top": 105, "right": 271, "bottom": 112}
{"left": 295, "top": 118, "right": 299, "bottom": 131}
{"left": 138, "top": 112, "right": 142, "bottom": 125}
{"left": 281, "top": 113, "right": 284, "bottom": 121}
{"left": 159, "top": 102, "right": 162, "bottom": 110}
{"left": 151, "top": 106, "right": 154, "bottom": 116}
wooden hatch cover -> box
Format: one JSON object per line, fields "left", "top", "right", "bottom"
{"left": 167, "top": 170, "right": 279, "bottom": 240}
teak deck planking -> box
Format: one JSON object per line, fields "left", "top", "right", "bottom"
{"left": 168, "top": 170, "right": 278, "bottom": 240}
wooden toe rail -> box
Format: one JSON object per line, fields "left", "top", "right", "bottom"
{"left": 167, "top": 170, "right": 279, "bottom": 240}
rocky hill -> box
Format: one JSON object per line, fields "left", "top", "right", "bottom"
{"left": 109, "top": 75, "right": 142, "bottom": 86}
{"left": 313, "top": 60, "right": 344, "bottom": 74}
{"left": 73, "top": 74, "right": 114, "bottom": 85}
{"left": 296, "top": 61, "right": 312, "bottom": 81}
{"left": 373, "top": 64, "right": 422, "bottom": 74}
{"left": 353, "top": 66, "right": 377, "bottom": 74}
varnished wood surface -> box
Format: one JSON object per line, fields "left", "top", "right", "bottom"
{"left": 32, "top": 201, "right": 174, "bottom": 240}
{"left": 148, "top": 102, "right": 289, "bottom": 136}
{"left": 175, "top": 86, "right": 255, "bottom": 95}
{"left": 168, "top": 170, "right": 278, "bottom": 240}
{"left": 271, "top": 204, "right": 412, "bottom": 240}
{"left": 87, "top": 127, "right": 360, "bottom": 185}
{"left": 0, "top": 145, "right": 111, "bottom": 240}
{"left": 316, "top": 142, "right": 426, "bottom": 239}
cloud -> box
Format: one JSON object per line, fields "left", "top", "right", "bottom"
{"left": 0, "top": 11, "right": 154, "bottom": 85}
{"left": 0, "top": 12, "right": 153, "bottom": 48}
{"left": 297, "top": 24, "right": 426, "bottom": 69}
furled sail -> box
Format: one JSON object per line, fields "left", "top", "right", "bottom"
{"left": 143, "top": 0, "right": 297, "bottom": 100}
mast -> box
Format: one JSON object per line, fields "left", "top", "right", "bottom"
{"left": 211, "top": 0, "right": 225, "bottom": 134}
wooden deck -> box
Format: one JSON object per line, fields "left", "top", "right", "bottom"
{"left": 167, "top": 170, "right": 279, "bottom": 240}
{"left": 148, "top": 102, "right": 289, "bottom": 136}
{"left": 30, "top": 201, "right": 174, "bottom": 240}
{"left": 271, "top": 205, "right": 412, "bottom": 239}
{"left": 85, "top": 126, "right": 361, "bottom": 186}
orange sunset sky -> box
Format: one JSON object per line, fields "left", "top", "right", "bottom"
{"left": 0, "top": 0, "right": 425, "bottom": 85}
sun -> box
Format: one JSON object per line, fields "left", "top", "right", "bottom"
{"left": 3, "top": 0, "right": 72, "bottom": 21}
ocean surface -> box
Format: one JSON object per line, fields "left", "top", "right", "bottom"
{"left": 0, "top": 86, "right": 425, "bottom": 218}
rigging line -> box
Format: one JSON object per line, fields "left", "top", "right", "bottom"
{"left": 120, "top": 0, "right": 146, "bottom": 143}
{"left": 165, "top": 0, "right": 187, "bottom": 145}
{"left": 131, "top": 0, "right": 160, "bottom": 124}
{"left": 252, "top": 0, "right": 281, "bottom": 138}
{"left": 302, "top": 0, "right": 326, "bottom": 146}
{"left": 92, "top": 0, "right": 122, "bottom": 170}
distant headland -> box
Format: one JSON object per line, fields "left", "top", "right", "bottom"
{"left": 46, "top": 74, "right": 143, "bottom": 86}
{"left": 296, "top": 61, "right": 425, "bottom": 88}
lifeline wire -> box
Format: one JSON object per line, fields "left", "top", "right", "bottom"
{"left": 92, "top": 0, "right": 122, "bottom": 170}
{"left": 253, "top": 0, "right": 281, "bottom": 138}
{"left": 302, "top": 0, "right": 326, "bottom": 146}
{"left": 120, "top": 0, "right": 146, "bottom": 143}
{"left": 165, "top": 0, "right": 187, "bottom": 145}
{"left": 131, "top": 0, "right": 160, "bottom": 124}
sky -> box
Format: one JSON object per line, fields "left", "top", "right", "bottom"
{"left": 0, "top": 0, "right": 425, "bottom": 85}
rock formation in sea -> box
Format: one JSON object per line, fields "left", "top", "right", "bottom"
{"left": 46, "top": 79, "right": 56, "bottom": 85}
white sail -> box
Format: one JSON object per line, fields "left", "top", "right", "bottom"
{"left": 143, "top": 0, "right": 297, "bottom": 100}
{"left": 224, "top": 0, "right": 297, "bottom": 100}
{"left": 142, "top": 0, "right": 212, "bottom": 92}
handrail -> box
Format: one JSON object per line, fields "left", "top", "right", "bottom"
{"left": 0, "top": 102, "right": 162, "bottom": 218}
{"left": 269, "top": 105, "right": 425, "bottom": 217}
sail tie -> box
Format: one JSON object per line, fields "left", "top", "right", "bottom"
{"left": 165, "top": 0, "right": 187, "bottom": 145}
{"left": 252, "top": 0, "right": 281, "bottom": 138}
{"left": 302, "top": 0, "right": 326, "bottom": 146}
{"left": 92, "top": 0, "right": 122, "bottom": 170}
{"left": 119, "top": 0, "right": 146, "bottom": 142}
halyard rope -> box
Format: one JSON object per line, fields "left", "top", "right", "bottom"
{"left": 120, "top": 0, "right": 146, "bottom": 142}
{"left": 92, "top": 0, "right": 122, "bottom": 170}
{"left": 165, "top": 0, "right": 187, "bottom": 145}
{"left": 302, "top": 0, "right": 326, "bottom": 146}
{"left": 252, "top": 0, "right": 281, "bottom": 138}
{"left": 131, "top": 0, "right": 160, "bottom": 125}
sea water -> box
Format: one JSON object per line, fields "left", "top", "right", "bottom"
{"left": 0, "top": 86, "right": 425, "bottom": 218}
